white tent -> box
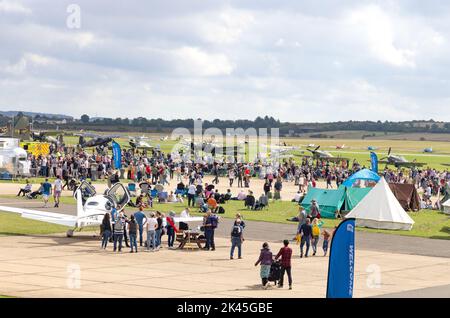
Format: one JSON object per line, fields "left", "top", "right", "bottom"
{"left": 443, "top": 199, "right": 450, "bottom": 215}
{"left": 345, "top": 178, "right": 415, "bottom": 230}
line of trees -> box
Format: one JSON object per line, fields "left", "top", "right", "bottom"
{"left": 6, "top": 112, "right": 450, "bottom": 135}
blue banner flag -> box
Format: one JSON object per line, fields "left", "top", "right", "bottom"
{"left": 326, "top": 218, "right": 355, "bottom": 298}
{"left": 370, "top": 151, "right": 378, "bottom": 173}
{"left": 112, "top": 141, "right": 122, "bottom": 169}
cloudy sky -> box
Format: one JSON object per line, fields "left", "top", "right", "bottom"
{"left": 1, "top": 0, "right": 450, "bottom": 122}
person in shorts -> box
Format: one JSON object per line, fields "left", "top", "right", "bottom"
{"left": 53, "top": 175, "right": 63, "bottom": 208}
{"left": 42, "top": 178, "right": 52, "bottom": 208}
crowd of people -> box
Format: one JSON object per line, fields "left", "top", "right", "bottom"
{"left": 16, "top": 144, "right": 450, "bottom": 290}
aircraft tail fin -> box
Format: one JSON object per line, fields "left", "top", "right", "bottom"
{"left": 74, "top": 188, "right": 84, "bottom": 218}
{"left": 78, "top": 136, "right": 85, "bottom": 146}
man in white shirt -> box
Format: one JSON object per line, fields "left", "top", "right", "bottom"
{"left": 146, "top": 212, "right": 158, "bottom": 251}
{"left": 53, "top": 175, "right": 63, "bottom": 208}
{"left": 187, "top": 184, "right": 196, "bottom": 207}
{"left": 179, "top": 208, "right": 190, "bottom": 231}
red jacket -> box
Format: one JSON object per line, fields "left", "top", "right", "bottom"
{"left": 276, "top": 246, "right": 292, "bottom": 268}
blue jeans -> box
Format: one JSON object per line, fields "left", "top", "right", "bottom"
{"left": 113, "top": 233, "right": 123, "bottom": 251}
{"left": 300, "top": 235, "right": 311, "bottom": 256}
{"left": 147, "top": 230, "right": 156, "bottom": 250}
{"left": 129, "top": 233, "right": 138, "bottom": 252}
{"left": 311, "top": 236, "right": 320, "bottom": 254}
{"left": 138, "top": 224, "right": 144, "bottom": 245}
{"left": 102, "top": 230, "right": 111, "bottom": 248}
{"left": 167, "top": 227, "right": 175, "bottom": 247}
{"left": 205, "top": 228, "right": 215, "bottom": 249}
{"left": 155, "top": 229, "right": 162, "bottom": 247}
{"left": 230, "top": 236, "right": 242, "bottom": 258}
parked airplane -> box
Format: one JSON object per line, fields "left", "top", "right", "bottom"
{"left": 129, "top": 135, "right": 153, "bottom": 150}
{"left": 76, "top": 132, "right": 120, "bottom": 149}
{"left": 377, "top": 147, "right": 426, "bottom": 167}
{"left": 335, "top": 144, "right": 346, "bottom": 149}
{"left": 182, "top": 140, "right": 246, "bottom": 157}
{"left": 31, "top": 131, "right": 64, "bottom": 146}
{"left": 0, "top": 181, "right": 203, "bottom": 238}
{"left": 301, "top": 145, "right": 349, "bottom": 162}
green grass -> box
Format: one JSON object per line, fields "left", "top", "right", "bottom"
{"left": 0, "top": 211, "right": 70, "bottom": 236}
{"left": 1, "top": 195, "right": 448, "bottom": 240}
{"left": 360, "top": 210, "right": 450, "bottom": 240}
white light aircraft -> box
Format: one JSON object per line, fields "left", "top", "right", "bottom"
{"left": 0, "top": 181, "right": 204, "bottom": 238}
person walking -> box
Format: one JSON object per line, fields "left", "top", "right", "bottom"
{"left": 187, "top": 183, "right": 196, "bottom": 207}
{"left": 41, "top": 178, "right": 52, "bottom": 208}
{"left": 228, "top": 168, "right": 235, "bottom": 187}
{"left": 275, "top": 240, "right": 293, "bottom": 290}
{"left": 146, "top": 212, "right": 158, "bottom": 252}
{"left": 53, "top": 175, "right": 63, "bottom": 208}
{"left": 237, "top": 169, "right": 243, "bottom": 188}
{"left": 297, "top": 206, "right": 307, "bottom": 233}
{"left": 311, "top": 218, "right": 322, "bottom": 256}
{"left": 298, "top": 218, "right": 312, "bottom": 258}
{"left": 230, "top": 219, "right": 243, "bottom": 259}
{"left": 134, "top": 206, "right": 147, "bottom": 246}
{"left": 101, "top": 213, "right": 112, "bottom": 249}
{"left": 128, "top": 214, "right": 138, "bottom": 253}
{"left": 309, "top": 200, "right": 320, "bottom": 221}
{"left": 254, "top": 242, "right": 273, "bottom": 289}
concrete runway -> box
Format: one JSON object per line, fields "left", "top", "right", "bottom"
{"left": 0, "top": 197, "right": 448, "bottom": 258}
{"left": 1, "top": 197, "right": 449, "bottom": 298}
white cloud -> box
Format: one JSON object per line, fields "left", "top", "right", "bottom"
{"left": 346, "top": 4, "right": 416, "bottom": 68}
{"left": 195, "top": 7, "right": 255, "bottom": 44}
{"left": 173, "top": 46, "right": 234, "bottom": 76}
{"left": 0, "top": 0, "right": 31, "bottom": 14}
{"left": 73, "top": 32, "right": 95, "bottom": 48}
{"left": 2, "top": 53, "right": 50, "bottom": 75}
{"left": 1, "top": 1, "right": 450, "bottom": 121}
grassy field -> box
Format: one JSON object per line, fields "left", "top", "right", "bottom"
{"left": 1, "top": 195, "right": 449, "bottom": 240}
{"left": 0, "top": 211, "right": 70, "bottom": 236}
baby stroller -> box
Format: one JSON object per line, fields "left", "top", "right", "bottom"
{"left": 268, "top": 259, "right": 282, "bottom": 286}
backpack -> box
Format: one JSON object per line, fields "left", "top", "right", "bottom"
{"left": 231, "top": 225, "right": 241, "bottom": 237}
{"left": 312, "top": 224, "right": 320, "bottom": 237}
{"left": 210, "top": 216, "right": 219, "bottom": 229}
{"left": 217, "top": 206, "right": 225, "bottom": 214}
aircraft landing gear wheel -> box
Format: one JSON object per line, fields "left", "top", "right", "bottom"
{"left": 66, "top": 229, "right": 74, "bottom": 237}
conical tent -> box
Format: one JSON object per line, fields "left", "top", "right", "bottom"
{"left": 342, "top": 169, "right": 380, "bottom": 187}
{"left": 345, "top": 178, "right": 415, "bottom": 230}
{"left": 443, "top": 199, "right": 450, "bottom": 215}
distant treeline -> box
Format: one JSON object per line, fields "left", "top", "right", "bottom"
{"left": 3, "top": 112, "right": 450, "bottom": 135}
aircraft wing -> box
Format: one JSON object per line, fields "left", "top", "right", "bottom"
{"left": 397, "top": 162, "right": 426, "bottom": 167}
{"left": 0, "top": 205, "right": 77, "bottom": 227}
{"left": 323, "top": 157, "right": 349, "bottom": 162}
{"left": 173, "top": 216, "right": 204, "bottom": 223}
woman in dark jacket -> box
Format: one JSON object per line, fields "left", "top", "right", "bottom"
{"left": 128, "top": 214, "right": 138, "bottom": 253}
{"left": 101, "top": 213, "right": 112, "bottom": 249}
{"left": 255, "top": 242, "right": 273, "bottom": 289}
